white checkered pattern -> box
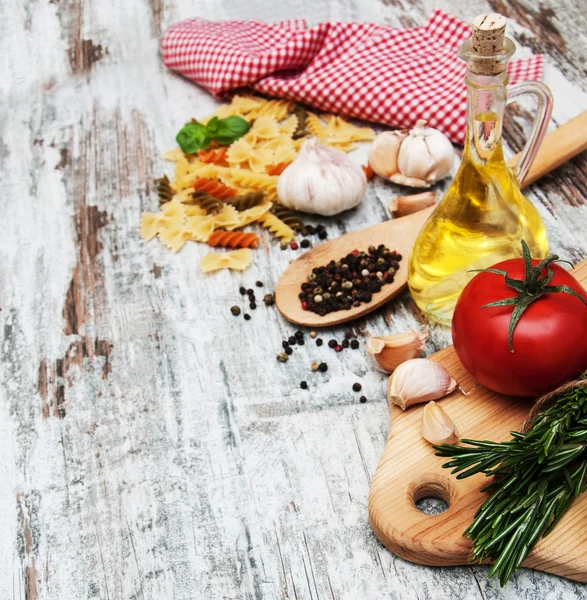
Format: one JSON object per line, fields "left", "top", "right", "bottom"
{"left": 161, "top": 10, "right": 543, "bottom": 145}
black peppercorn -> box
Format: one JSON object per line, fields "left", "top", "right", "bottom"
{"left": 249, "top": 302, "right": 257, "bottom": 310}
{"left": 300, "top": 381, "right": 308, "bottom": 389}
{"left": 350, "top": 339, "right": 359, "bottom": 350}
{"left": 352, "top": 382, "right": 362, "bottom": 392}
{"left": 282, "top": 340, "right": 290, "bottom": 349}
{"left": 318, "top": 362, "right": 328, "bottom": 372}
{"left": 239, "top": 286, "right": 246, "bottom": 295}
{"left": 247, "top": 288, "right": 254, "bottom": 295}
{"left": 288, "top": 336, "right": 297, "bottom": 345}
{"left": 230, "top": 306, "right": 241, "bottom": 316}
{"left": 328, "top": 339, "right": 338, "bottom": 348}
{"left": 244, "top": 313, "right": 251, "bottom": 320}
{"left": 359, "top": 396, "right": 367, "bottom": 403}
{"left": 285, "top": 346, "right": 293, "bottom": 355}
{"left": 256, "top": 281, "right": 264, "bottom": 287}
{"left": 301, "top": 239, "right": 311, "bottom": 248}
{"left": 316, "top": 338, "right": 323, "bottom": 346}
{"left": 295, "top": 330, "right": 304, "bottom": 339}
{"left": 342, "top": 339, "right": 349, "bottom": 348}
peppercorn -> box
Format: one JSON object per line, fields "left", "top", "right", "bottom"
{"left": 249, "top": 302, "right": 257, "bottom": 310}
{"left": 277, "top": 352, "right": 289, "bottom": 363}
{"left": 285, "top": 346, "right": 293, "bottom": 355}
{"left": 244, "top": 313, "right": 251, "bottom": 320}
{"left": 230, "top": 306, "right": 241, "bottom": 316}
{"left": 350, "top": 339, "right": 359, "bottom": 350}
{"left": 316, "top": 338, "right": 323, "bottom": 346}
{"left": 310, "top": 331, "right": 317, "bottom": 338}
{"left": 359, "top": 396, "right": 367, "bottom": 403}
{"left": 264, "top": 293, "right": 275, "bottom": 306}
{"left": 297, "top": 338, "right": 305, "bottom": 346}
{"left": 247, "top": 288, "right": 254, "bottom": 295}
{"left": 290, "top": 241, "right": 299, "bottom": 250}
{"left": 300, "top": 381, "right": 308, "bottom": 390}
{"left": 318, "top": 362, "right": 328, "bottom": 372}
{"left": 353, "top": 382, "right": 362, "bottom": 392}
{"left": 311, "top": 361, "right": 320, "bottom": 372}
{"left": 328, "top": 339, "right": 338, "bottom": 348}
{"left": 318, "top": 230, "right": 327, "bottom": 240}
{"left": 301, "top": 239, "right": 311, "bottom": 248}
{"left": 282, "top": 340, "right": 290, "bottom": 349}
{"left": 344, "top": 331, "right": 353, "bottom": 339}
{"left": 342, "top": 339, "right": 349, "bottom": 348}
{"left": 239, "top": 286, "right": 246, "bottom": 295}
{"left": 334, "top": 344, "right": 343, "bottom": 352}
{"left": 256, "top": 281, "right": 264, "bottom": 287}
{"left": 295, "top": 330, "right": 304, "bottom": 339}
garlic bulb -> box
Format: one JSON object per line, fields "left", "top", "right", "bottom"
{"left": 277, "top": 139, "right": 367, "bottom": 216}
{"left": 395, "top": 120, "right": 454, "bottom": 186}
{"left": 366, "top": 330, "right": 428, "bottom": 373}
{"left": 368, "top": 131, "right": 407, "bottom": 178}
{"left": 388, "top": 192, "right": 438, "bottom": 218}
{"left": 387, "top": 358, "right": 457, "bottom": 410}
{"left": 368, "top": 120, "right": 455, "bottom": 188}
{"left": 421, "top": 401, "right": 459, "bottom": 445}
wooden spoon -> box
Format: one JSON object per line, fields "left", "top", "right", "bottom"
{"left": 276, "top": 112, "right": 587, "bottom": 327}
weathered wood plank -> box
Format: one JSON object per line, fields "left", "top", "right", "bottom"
{"left": 0, "top": 0, "right": 586, "bottom": 599}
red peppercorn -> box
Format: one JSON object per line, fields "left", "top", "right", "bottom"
{"left": 302, "top": 301, "right": 308, "bottom": 310}
{"left": 334, "top": 344, "right": 344, "bottom": 352}
{"left": 290, "top": 241, "right": 299, "bottom": 250}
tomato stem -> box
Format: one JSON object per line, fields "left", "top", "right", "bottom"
{"left": 475, "top": 240, "right": 587, "bottom": 352}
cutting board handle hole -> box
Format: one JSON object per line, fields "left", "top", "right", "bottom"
{"left": 410, "top": 474, "right": 453, "bottom": 516}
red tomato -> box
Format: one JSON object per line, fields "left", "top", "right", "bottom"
{"left": 452, "top": 258, "right": 587, "bottom": 397}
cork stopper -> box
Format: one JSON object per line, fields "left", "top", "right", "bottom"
{"left": 467, "top": 13, "right": 509, "bottom": 75}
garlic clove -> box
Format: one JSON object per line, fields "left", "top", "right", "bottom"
{"left": 396, "top": 119, "right": 455, "bottom": 185}
{"left": 366, "top": 330, "right": 428, "bottom": 373}
{"left": 421, "top": 401, "right": 459, "bottom": 445}
{"left": 368, "top": 130, "right": 407, "bottom": 178}
{"left": 387, "top": 358, "right": 457, "bottom": 410}
{"left": 387, "top": 172, "right": 432, "bottom": 188}
{"left": 388, "top": 192, "right": 438, "bottom": 218}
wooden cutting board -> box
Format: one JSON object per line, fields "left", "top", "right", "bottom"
{"left": 368, "top": 259, "right": 587, "bottom": 582}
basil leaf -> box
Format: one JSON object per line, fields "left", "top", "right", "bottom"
{"left": 214, "top": 116, "right": 251, "bottom": 145}
{"left": 176, "top": 122, "right": 212, "bottom": 154}
{"left": 206, "top": 117, "right": 220, "bottom": 134}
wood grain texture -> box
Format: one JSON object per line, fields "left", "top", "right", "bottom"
{"left": 369, "top": 261, "right": 587, "bottom": 581}
{"left": 0, "top": 1, "right": 586, "bottom": 599}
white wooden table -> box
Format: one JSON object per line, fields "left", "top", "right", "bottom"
{"left": 1, "top": 1, "right": 586, "bottom": 598}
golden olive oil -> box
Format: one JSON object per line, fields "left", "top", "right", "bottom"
{"left": 408, "top": 112, "right": 548, "bottom": 325}
{"left": 407, "top": 17, "right": 552, "bottom": 325}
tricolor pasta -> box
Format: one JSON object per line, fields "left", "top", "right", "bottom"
{"left": 139, "top": 94, "right": 375, "bottom": 272}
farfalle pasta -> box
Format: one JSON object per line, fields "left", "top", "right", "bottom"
{"left": 140, "top": 94, "right": 375, "bottom": 270}
{"left": 200, "top": 249, "right": 252, "bottom": 273}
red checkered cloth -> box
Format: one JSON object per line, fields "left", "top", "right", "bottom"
{"left": 161, "top": 10, "right": 542, "bottom": 145}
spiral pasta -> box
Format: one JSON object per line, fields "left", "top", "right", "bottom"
{"left": 270, "top": 205, "right": 305, "bottom": 231}
{"left": 223, "top": 190, "right": 266, "bottom": 211}
{"left": 265, "top": 162, "right": 292, "bottom": 176}
{"left": 191, "top": 191, "right": 224, "bottom": 214}
{"left": 197, "top": 148, "right": 228, "bottom": 165}
{"left": 155, "top": 174, "right": 174, "bottom": 205}
{"left": 207, "top": 230, "right": 260, "bottom": 249}
{"left": 258, "top": 212, "right": 296, "bottom": 244}
{"left": 192, "top": 177, "right": 238, "bottom": 200}
{"left": 221, "top": 170, "right": 278, "bottom": 201}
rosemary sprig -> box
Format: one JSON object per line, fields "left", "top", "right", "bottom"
{"left": 434, "top": 380, "right": 587, "bottom": 586}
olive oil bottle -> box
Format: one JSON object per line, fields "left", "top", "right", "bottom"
{"left": 408, "top": 13, "right": 552, "bottom": 325}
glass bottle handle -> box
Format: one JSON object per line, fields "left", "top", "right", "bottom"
{"left": 506, "top": 81, "right": 553, "bottom": 184}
